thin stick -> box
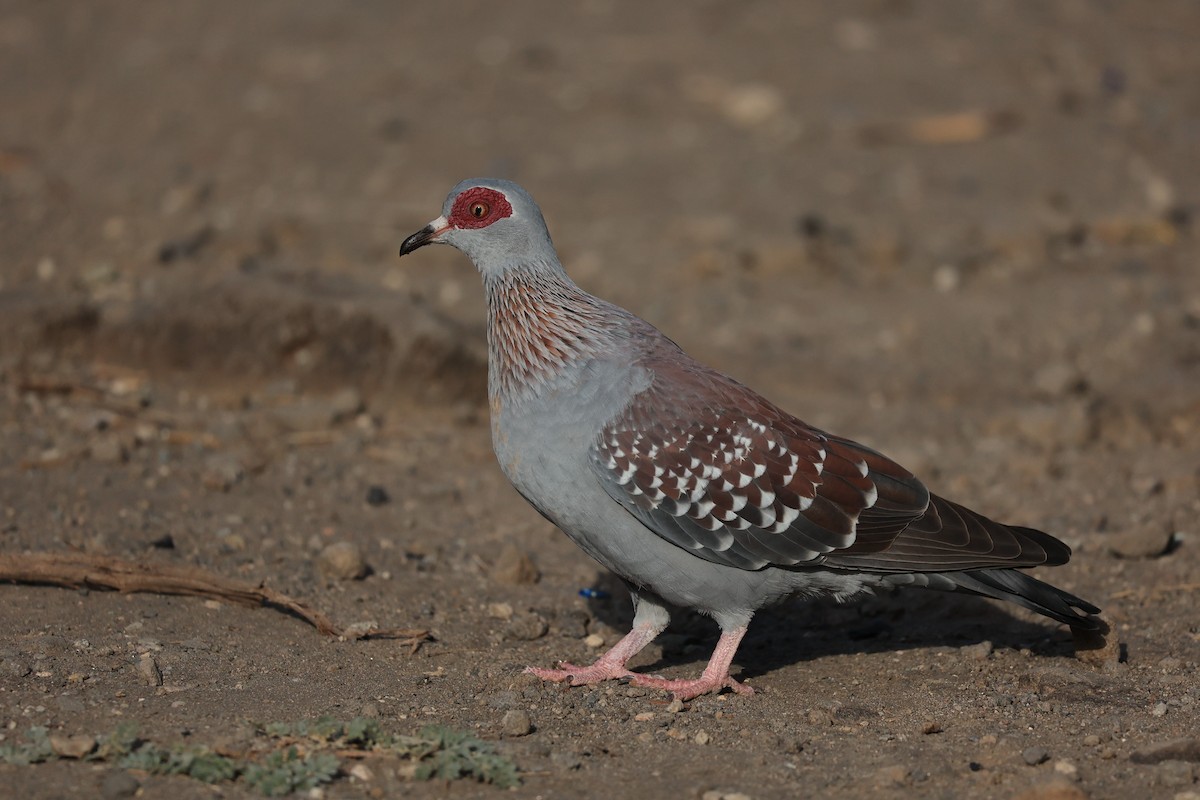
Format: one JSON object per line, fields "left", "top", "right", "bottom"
{"left": 0, "top": 552, "right": 430, "bottom": 648}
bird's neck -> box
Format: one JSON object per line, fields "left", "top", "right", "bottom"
{"left": 484, "top": 265, "right": 617, "bottom": 403}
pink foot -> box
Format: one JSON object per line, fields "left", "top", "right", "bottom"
{"left": 524, "top": 622, "right": 665, "bottom": 689}
{"left": 630, "top": 671, "right": 754, "bottom": 701}
{"left": 524, "top": 660, "right": 634, "bottom": 686}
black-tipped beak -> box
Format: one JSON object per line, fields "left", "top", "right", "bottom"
{"left": 398, "top": 216, "right": 450, "bottom": 257}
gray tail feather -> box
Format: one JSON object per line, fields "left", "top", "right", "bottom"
{"left": 883, "top": 569, "right": 1100, "bottom": 630}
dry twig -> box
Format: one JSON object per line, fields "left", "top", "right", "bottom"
{"left": 0, "top": 551, "right": 430, "bottom": 651}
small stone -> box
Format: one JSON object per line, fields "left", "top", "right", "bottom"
{"left": 36, "top": 256, "right": 57, "bottom": 281}
{"left": 491, "top": 543, "right": 540, "bottom": 585}
{"left": 550, "top": 750, "right": 582, "bottom": 770}
{"left": 1083, "top": 734, "right": 1101, "bottom": 747}
{"left": 584, "top": 633, "right": 605, "bottom": 648}
{"left": 3, "top": 658, "right": 31, "bottom": 678}
{"left": 553, "top": 609, "right": 589, "bottom": 638}
{"left": 1010, "top": 781, "right": 1089, "bottom": 800}
{"left": 1156, "top": 761, "right": 1197, "bottom": 788}
{"left": 933, "top": 265, "right": 960, "bottom": 293}
{"left": 1153, "top": 702, "right": 1169, "bottom": 718}
{"left": 1130, "top": 738, "right": 1200, "bottom": 764}
{"left": 89, "top": 434, "right": 127, "bottom": 463}
{"left": 874, "top": 765, "right": 911, "bottom": 787}
{"left": 501, "top": 709, "right": 532, "bottom": 737}
{"left": 1033, "top": 363, "right": 1087, "bottom": 398}
{"left": 201, "top": 453, "right": 245, "bottom": 491}
{"left": 329, "top": 387, "right": 364, "bottom": 422}
{"left": 922, "top": 721, "right": 943, "bottom": 735}
{"left": 504, "top": 612, "right": 548, "bottom": 641}
{"left": 100, "top": 771, "right": 140, "bottom": 800}
{"left": 961, "top": 640, "right": 993, "bottom": 661}
{"left": 349, "top": 763, "right": 374, "bottom": 782}
{"left": 1023, "top": 746, "right": 1051, "bottom": 765}
{"left": 50, "top": 733, "right": 97, "bottom": 759}
{"left": 666, "top": 698, "right": 685, "bottom": 714}
{"left": 486, "top": 602, "right": 514, "bottom": 620}
{"left": 723, "top": 83, "right": 784, "bottom": 127}
{"left": 694, "top": 730, "right": 711, "bottom": 745}
{"left": 364, "top": 485, "right": 390, "bottom": 506}
{"left": 634, "top": 711, "right": 655, "bottom": 722}
{"left": 1159, "top": 656, "right": 1184, "bottom": 671}
{"left": 1108, "top": 526, "right": 1174, "bottom": 559}
{"left": 317, "top": 542, "right": 368, "bottom": 581}
{"left": 487, "top": 691, "right": 518, "bottom": 710}
{"left": 1054, "top": 760, "right": 1079, "bottom": 780}
{"left": 136, "top": 654, "right": 162, "bottom": 687}
{"left": 1073, "top": 617, "right": 1120, "bottom": 666}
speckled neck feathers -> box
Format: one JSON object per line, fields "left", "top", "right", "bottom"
{"left": 484, "top": 265, "right": 624, "bottom": 403}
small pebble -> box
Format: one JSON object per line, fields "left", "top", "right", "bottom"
{"left": 694, "top": 730, "right": 711, "bottom": 745}
{"left": 584, "top": 633, "right": 605, "bottom": 648}
{"left": 1054, "top": 760, "right": 1079, "bottom": 781}
{"left": 89, "top": 434, "right": 127, "bottom": 463}
{"left": 922, "top": 721, "right": 943, "bottom": 735}
{"left": 1153, "top": 702, "right": 1169, "bottom": 718}
{"left": 136, "top": 654, "right": 162, "bottom": 687}
{"left": 316, "top": 542, "right": 367, "bottom": 581}
{"left": 1073, "top": 617, "right": 1120, "bottom": 666}
{"left": 100, "top": 771, "right": 140, "bottom": 800}
{"left": 1083, "top": 734, "right": 1101, "bottom": 747}
{"left": 634, "top": 711, "right": 655, "bottom": 722}
{"left": 1033, "top": 363, "right": 1087, "bottom": 398}
{"left": 2, "top": 658, "right": 31, "bottom": 678}
{"left": 553, "top": 609, "right": 589, "bottom": 638}
{"left": 666, "top": 698, "right": 685, "bottom": 714}
{"left": 1023, "top": 746, "right": 1051, "bottom": 765}
{"left": 501, "top": 709, "right": 532, "bottom": 737}
{"left": 961, "top": 640, "right": 993, "bottom": 661}
{"left": 49, "top": 733, "right": 96, "bottom": 759}
{"left": 491, "top": 543, "right": 540, "bottom": 585}
{"left": 364, "top": 485, "right": 390, "bottom": 506}
{"left": 1010, "top": 781, "right": 1088, "bottom": 800}
{"left": 874, "top": 765, "right": 911, "bottom": 787}
{"left": 1156, "top": 761, "right": 1197, "bottom": 788}
{"left": 1107, "top": 525, "right": 1174, "bottom": 559}
{"left": 504, "top": 612, "right": 548, "bottom": 641}
{"left": 486, "top": 602, "right": 514, "bottom": 620}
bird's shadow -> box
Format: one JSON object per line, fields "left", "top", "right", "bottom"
{"left": 579, "top": 571, "right": 1079, "bottom": 680}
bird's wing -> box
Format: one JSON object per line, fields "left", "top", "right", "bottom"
{"left": 589, "top": 357, "right": 1069, "bottom": 572}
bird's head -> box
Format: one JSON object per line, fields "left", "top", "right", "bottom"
{"left": 398, "top": 178, "right": 558, "bottom": 277}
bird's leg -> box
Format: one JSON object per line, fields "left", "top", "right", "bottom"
{"left": 630, "top": 625, "right": 753, "bottom": 701}
{"left": 525, "top": 592, "right": 669, "bottom": 687}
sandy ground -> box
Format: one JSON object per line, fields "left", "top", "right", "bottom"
{"left": 1, "top": 1, "right": 1199, "bottom": 798}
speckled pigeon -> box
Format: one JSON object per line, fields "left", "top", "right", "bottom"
{"left": 398, "top": 178, "right": 1099, "bottom": 700}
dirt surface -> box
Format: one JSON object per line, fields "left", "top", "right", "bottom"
{"left": 2, "top": 2, "right": 1199, "bottom": 798}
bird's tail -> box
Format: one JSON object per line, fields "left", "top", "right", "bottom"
{"left": 883, "top": 568, "right": 1100, "bottom": 630}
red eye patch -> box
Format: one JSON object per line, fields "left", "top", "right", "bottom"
{"left": 449, "top": 187, "right": 513, "bottom": 229}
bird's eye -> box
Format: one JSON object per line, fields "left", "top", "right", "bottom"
{"left": 470, "top": 202, "right": 490, "bottom": 219}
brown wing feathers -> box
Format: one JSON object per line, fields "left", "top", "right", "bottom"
{"left": 592, "top": 359, "right": 1070, "bottom": 574}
